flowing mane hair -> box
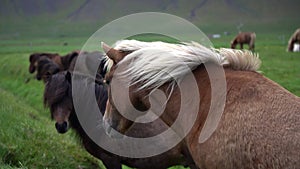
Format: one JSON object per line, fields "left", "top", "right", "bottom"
{"left": 106, "top": 40, "right": 261, "bottom": 91}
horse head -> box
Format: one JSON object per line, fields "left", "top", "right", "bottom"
{"left": 102, "top": 42, "right": 149, "bottom": 138}
{"left": 44, "top": 71, "right": 73, "bottom": 133}
{"left": 230, "top": 40, "right": 237, "bottom": 49}
{"left": 36, "top": 56, "right": 60, "bottom": 82}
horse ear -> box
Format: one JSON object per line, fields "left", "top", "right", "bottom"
{"left": 101, "top": 42, "right": 123, "bottom": 63}
{"left": 66, "top": 71, "right": 72, "bottom": 83}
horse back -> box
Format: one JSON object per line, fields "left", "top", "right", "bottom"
{"left": 188, "top": 68, "right": 300, "bottom": 168}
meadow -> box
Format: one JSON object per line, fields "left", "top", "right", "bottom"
{"left": 0, "top": 28, "right": 299, "bottom": 169}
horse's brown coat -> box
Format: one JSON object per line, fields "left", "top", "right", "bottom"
{"left": 104, "top": 45, "right": 300, "bottom": 169}
{"left": 29, "top": 53, "right": 62, "bottom": 73}
{"left": 231, "top": 32, "right": 256, "bottom": 51}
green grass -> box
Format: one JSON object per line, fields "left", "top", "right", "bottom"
{"left": 0, "top": 88, "right": 102, "bottom": 169}
{"left": 0, "top": 42, "right": 106, "bottom": 168}
{"left": 0, "top": 28, "right": 299, "bottom": 169}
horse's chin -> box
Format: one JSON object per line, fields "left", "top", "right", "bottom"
{"left": 57, "top": 128, "right": 69, "bottom": 134}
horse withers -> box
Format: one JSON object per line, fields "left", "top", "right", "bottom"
{"left": 231, "top": 32, "right": 256, "bottom": 51}
{"left": 103, "top": 40, "right": 300, "bottom": 169}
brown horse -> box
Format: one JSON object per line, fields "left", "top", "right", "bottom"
{"left": 29, "top": 52, "right": 62, "bottom": 73}
{"left": 60, "top": 51, "right": 80, "bottom": 70}
{"left": 231, "top": 32, "right": 256, "bottom": 51}
{"left": 36, "top": 56, "right": 60, "bottom": 82}
{"left": 28, "top": 51, "right": 104, "bottom": 82}
{"left": 103, "top": 40, "right": 300, "bottom": 169}
{"left": 43, "top": 71, "right": 197, "bottom": 169}
{"left": 287, "top": 28, "right": 300, "bottom": 52}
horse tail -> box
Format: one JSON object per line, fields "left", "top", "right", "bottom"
{"left": 249, "top": 32, "right": 256, "bottom": 50}
{"left": 250, "top": 32, "right": 256, "bottom": 41}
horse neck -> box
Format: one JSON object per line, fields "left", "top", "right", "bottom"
{"left": 69, "top": 109, "right": 84, "bottom": 134}
{"left": 69, "top": 82, "right": 108, "bottom": 137}
{"left": 143, "top": 65, "right": 212, "bottom": 136}
{"left": 95, "top": 83, "right": 108, "bottom": 114}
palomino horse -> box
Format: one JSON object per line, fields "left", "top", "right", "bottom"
{"left": 231, "top": 32, "right": 256, "bottom": 51}
{"left": 103, "top": 40, "right": 300, "bottom": 169}
{"left": 43, "top": 71, "right": 197, "bottom": 169}
{"left": 287, "top": 28, "right": 300, "bottom": 52}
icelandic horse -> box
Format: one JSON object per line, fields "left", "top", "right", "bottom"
{"left": 102, "top": 40, "right": 300, "bottom": 169}
{"left": 231, "top": 32, "right": 256, "bottom": 51}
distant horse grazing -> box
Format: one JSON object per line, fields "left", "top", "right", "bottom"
{"left": 231, "top": 32, "right": 256, "bottom": 51}
{"left": 103, "top": 40, "right": 300, "bottom": 169}
{"left": 43, "top": 71, "right": 197, "bottom": 169}
{"left": 287, "top": 28, "right": 300, "bottom": 52}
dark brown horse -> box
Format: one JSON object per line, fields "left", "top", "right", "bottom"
{"left": 231, "top": 32, "right": 256, "bottom": 51}
{"left": 66, "top": 51, "right": 107, "bottom": 78}
{"left": 36, "top": 56, "right": 60, "bottom": 82}
{"left": 102, "top": 40, "right": 300, "bottom": 169}
{"left": 28, "top": 52, "right": 71, "bottom": 82}
{"left": 60, "top": 51, "right": 80, "bottom": 70}
{"left": 43, "top": 71, "right": 197, "bottom": 169}
{"left": 29, "top": 52, "right": 62, "bottom": 73}
{"left": 28, "top": 51, "right": 106, "bottom": 82}
{"left": 287, "top": 28, "right": 300, "bottom": 52}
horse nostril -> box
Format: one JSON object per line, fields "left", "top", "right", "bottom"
{"left": 62, "top": 121, "right": 67, "bottom": 129}
{"left": 55, "top": 122, "right": 68, "bottom": 134}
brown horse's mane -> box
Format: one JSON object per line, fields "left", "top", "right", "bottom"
{"left": 36, "top": 57, "right": 60, "bottom": 81}
{"left": 44, "top": 71, "right": 107, "bottom": 117}
{"left": 44, "top": 71, "right": 71, "bottom": 114}
{"left": 61, "top": 51, "right": 79, "bottom": 70}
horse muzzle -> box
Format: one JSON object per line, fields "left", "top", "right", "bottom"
{"left": 55, "top": 121, "right": 69, "bottom": 134}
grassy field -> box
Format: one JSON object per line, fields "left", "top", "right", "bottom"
{"left": 0, "top": 29, "right": 299, "bottom": 169}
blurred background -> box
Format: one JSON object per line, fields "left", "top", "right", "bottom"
{"left": 1, "top": 0, "right": 299, "bottom": 39}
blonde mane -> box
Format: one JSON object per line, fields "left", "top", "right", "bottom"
{"left": 106, "top": 40, "right": 261, "bottom": 90}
